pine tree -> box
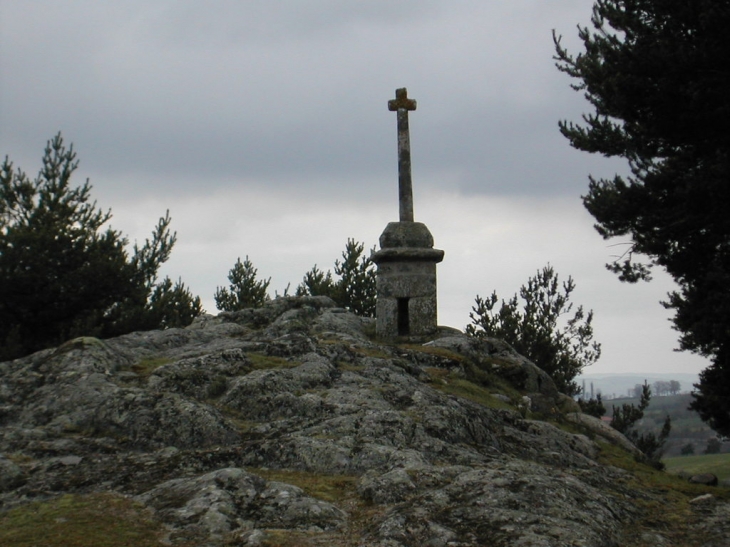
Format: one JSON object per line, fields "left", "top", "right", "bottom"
{"left": 297, "top": 265, "right": 336, "bottom": 300}
{"left": 297, "top": 239, "right": 376, "bottom": 317}
{"left": 332, "top": 239, "right": 377, "bottom": 317}
{"left": 0, "top": 134, "right": 202, "bottom": 360}
{"left": 611, "top": 381, "right": 671, "bottom": 468}
{"left": 214, "top": 256, "right": 271, "bottom": 311}
{"left": 554, "top": 0, "right": 730, "bottom": 435}
{"left": 578, "top": 394, "right": 606, "bottom": 418}
{"left": 466, "top": 265, "right": 601, "bottom": 395}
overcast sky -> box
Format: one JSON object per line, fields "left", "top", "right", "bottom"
{"left": 0, "top": 1, "right": 708, "bottom": 377}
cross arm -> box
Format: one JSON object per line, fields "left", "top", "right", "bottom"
{"left": 388, "top": 88, "right": 417, "bottom": 111}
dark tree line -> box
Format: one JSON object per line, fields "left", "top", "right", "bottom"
{"left": 215, "top": 239, "right": 376, "bottom": 318}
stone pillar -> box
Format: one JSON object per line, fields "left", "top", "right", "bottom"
{"left": 372, "top": 221, "right": 444, "bottom": 340}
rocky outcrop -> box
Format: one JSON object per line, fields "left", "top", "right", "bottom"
{"left": 0, "top": 296, "right": 727, "bottom": 546}
{"left": 138, "top": 467, "right": 347, "bottom": 543}
{"left": 564, "top": 412, "right": 644, "bottom": 459}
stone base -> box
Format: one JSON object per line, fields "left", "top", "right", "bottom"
{"left": 372, "top": 221, "right": 444, "bottom": 340}
{"left": 375, "top": 293, "right": 439, "bottom": 340}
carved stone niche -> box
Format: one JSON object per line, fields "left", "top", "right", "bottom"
{"left": 372, "top": 221, "right": 444, "bottom": 340}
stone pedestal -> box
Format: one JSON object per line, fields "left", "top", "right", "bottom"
{"left": 372, "top": 221, "right": 444, "bottom": 340}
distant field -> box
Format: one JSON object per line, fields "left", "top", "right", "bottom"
{"left": 663, "top": 453, "right": 730, "bottom": 481}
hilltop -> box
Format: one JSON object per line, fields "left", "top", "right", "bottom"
{"left": 1, "top": 296, "right": 728, "bottom": 546}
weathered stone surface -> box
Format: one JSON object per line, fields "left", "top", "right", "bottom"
{"left": 378, "top": 221, "right": 435, "bottom": 249}
{"left": 312, "top": 308, "right": 372, "bottom": 340}
{"left": 388, "top": 88, "right": 417, "bottom": 223}
{"left": 690, "top": 493, "right": 714, "bottom": 504}
{"left": 0, "top": 296, "right": 727, "bottom": 546}
{"left": 0, "top": 455, "right": 25, "bottom": 492}
{"left": 366, "top": 460, "right": 635, "bottom": 547}
{"left": 373, "top": 219, "right": 444, "bottom": 341}
{"left": 687, "top": 494, "right": 730, "bottom": 546}
{"left": 138, "top": 467, "right": 346, "bottom": 542}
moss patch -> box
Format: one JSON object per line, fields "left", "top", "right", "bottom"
{"left": 246, "top": 468, "right": 358, "bottom": 503}
{"left": 55, "top": 337, "right": 106, "bottom": 354}
{"left": 350, "top": 346, "right": 392, "bottom": 360}
{"left": 0, "top": 493, "right": 172, "bottom": 547}
{"left": 599, "top": 442, "right": 728, "bottom": 497}
{"left": 247, "top": 353, "right": 300, "bottom": 370}
{"left": 421, "top": 358, "right": 520, "bottom": 411}
{"left": 432, "top": 376, "right": 514, "bottom": 410}
{"left": 250, "top": 529, "right": 318, "bottom": 547}
{"left": 238, "top": 469, "right": 377, "bottom": 547}
{"left": 131, "top": 356, "right": 172, "bottom": 377}
{"left": 596, "top": 442, "right": 730, "bottom": 547}
{"left": 399, "top": 344, "right": 466, "bottom": 363}
{"left": 337, "top": 360, "right": 366, "bottom": 373}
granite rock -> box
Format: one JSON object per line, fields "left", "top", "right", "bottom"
{"left": 0, "top": 296, "right": 727, "bottom": 546}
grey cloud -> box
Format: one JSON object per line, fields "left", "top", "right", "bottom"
{"left": 2, "top": 1, "right": 610, "bottom": 201}
{"left": 157, "top": 0, "right": 445, "bottom": 47}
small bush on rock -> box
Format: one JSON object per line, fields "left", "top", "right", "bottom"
{"left": 215, "top": 256, "right": 271, "bottom": 311}
{"left": 578, "top": 394, "right": 606, "bottom": 418}
{"left": 611, "top": 381, "right": 671, "bottom": 468}
{"left": 467, "top": 265, "right": 601, "bottom": 396}
{"left": 297, "top": 238, "right": 376, "bottom": 317}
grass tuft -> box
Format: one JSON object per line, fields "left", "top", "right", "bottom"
{"left": 399, "top": 344, "right": 466, "bottom": 363}
{"left": 131, "top": 356, "right": 172, "bottom": 377}
{"left": 595, "top": 442, "right": 730, "bottom": 546}
{"left": 0, "top": 493, "right": 171, "bottom": 547}
{"left": 247, "top": 353, "right": 300, "bottom": 370}
{"left": 422, "top": 367, "right": 515, "bottom": 410}
{"left": 246, "top": 468, "right": 357, "bottom": 503}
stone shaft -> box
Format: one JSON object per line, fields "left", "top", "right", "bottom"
{"left": 396, "top": 110, "right": 414, "bottom": 222}
{"left": 388, "top": 88, "right": 417, "bottom": 223}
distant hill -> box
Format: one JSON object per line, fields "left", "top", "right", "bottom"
{"left": 576, "top": 372, "right": 699, "bottom": 400}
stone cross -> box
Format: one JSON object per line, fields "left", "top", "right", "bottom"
{"left": 388, "top": 88, "right": 417, "bottom": 222}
